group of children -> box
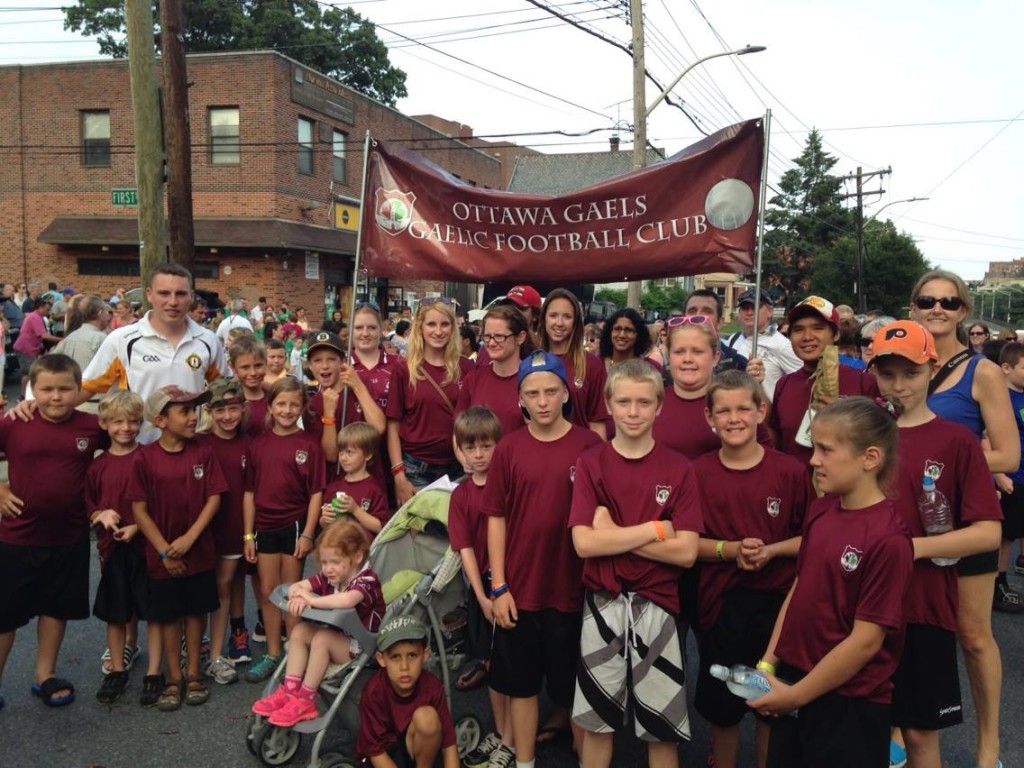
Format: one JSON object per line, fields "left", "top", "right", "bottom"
{"left": 0, "top": 305, "right": 1016, "bottom": 768}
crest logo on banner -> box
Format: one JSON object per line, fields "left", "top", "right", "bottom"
{"left": 374, "top": 189, "right": 416, "bottom": 236}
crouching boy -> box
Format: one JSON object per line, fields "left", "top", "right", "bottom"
{"left": 357, "top": 616, "right": 459, "bottom": 768}
{"left": 569, "top": 359, "right": 703, "bottom": 768}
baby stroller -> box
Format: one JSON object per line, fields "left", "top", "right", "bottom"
{"left": 245, "top": 482, "right": 483, "bottom": 767}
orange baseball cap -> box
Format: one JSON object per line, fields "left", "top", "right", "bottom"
{"left": 868, "top": 320, "right": 937, "bottom": 366}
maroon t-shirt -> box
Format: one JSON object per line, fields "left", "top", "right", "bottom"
{"left": 569, "top": 442, "right": 704, "bottom": 613}
{"left": 356, "top": 669, "right": 456, "bottom": 760}
{"left": 126, "top": 439, "right": 229, "bottom": 580}
{"left": 775, "top": 496, "right": 913, "bottom": 703}
{"left": 245, "top": 395, "right": 268, "bottom": 437}
{"left": 308, "top": 565, "right": 385, "bottom": 632}
{"left": 352, "top": 350, "right": 399, "bottom": 412}
{"left": 892, "top": 417, "right": 1002, "bottom": 631}
{"left": 483, "top": 425, "right": 603, "bottom": 612}
{"left": 0, "top": 411, "right": 107, "bottom": 547}
{"left": 195, "top": 431, "right": 251, "bottom": 556}
{"left": 559, "top": 353, "right": 608, "bottom": 429}
{"left": 769, "top": 364, "right": 880, "bottom": 467}
{"left": 86, "top": 449, "right": 141, "bottom": 569}
{"left": 244, "top": 430, "right": 326, "bottom": 531}
{"left": 386, "top": 358, "right": 472, "bottom": 464}
{"left": 653, "top": 388, "right": 772, "bottom": 459}
{"left": 692, "top": 448, "right": 811, "bottom": 630}
{"left": 449, "top": 478, "right": 490, "bottom": 576}
{"left": 323, "top": 474, "right": 390, "bottom": 538}
{"left": 455, "top": 363, "right": 525, "bottom": 438}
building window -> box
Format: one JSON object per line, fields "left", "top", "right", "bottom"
{"left": 297, "top": 117, "right": 314, "bottom": 174}
{"left": 332, "top": 129, "right": 346, "bottom": 182}
{"left": 79, "top": 257, "right": 218, "bottom": 279}
{"left": 82, "top": 110, "right": 110, "bottom": 166}
{"left": 209, "top": 107, "right": 240, "bottom": 165}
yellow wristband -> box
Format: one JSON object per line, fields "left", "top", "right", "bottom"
{"left": 715, "top": 539, "right": 727, "bottom": 561}
{"left": 242, "top": 533, "right": 255, "bottom": 542}
{"left": 756, "top": 660, "right": 777, "bottom": 676}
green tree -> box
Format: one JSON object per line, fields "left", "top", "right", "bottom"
{"left": 760, "top": 129, "right": 855, "bottom": 305}
{"left": 594, "top": 287, "right": 626, "bottom": 306}
{"left": 810, "top": 220, "right": 931, "bottom": 317}
{"left": 640, "top": 283, "right": 687, "bottom": 314}
{"left": 63, "top": 0, "right": 408, "bottom": 106}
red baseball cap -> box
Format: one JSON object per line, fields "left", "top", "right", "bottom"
{"left": 503, "top": 285, "right": 541, "bottom": 311}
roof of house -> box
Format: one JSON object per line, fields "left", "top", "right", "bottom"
{"left": 507, "top": 147, "right": 665, "bottom": 194}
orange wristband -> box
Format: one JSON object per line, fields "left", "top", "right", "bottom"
{"left": 321, "top": 417, "right": 336, "bottom": 426}
{"left": 653, "top": 520, "right": 666, "bottom": 542}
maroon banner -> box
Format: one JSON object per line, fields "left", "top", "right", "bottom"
{"left": 359, "top": 119, "right": 764, "bottom": 282}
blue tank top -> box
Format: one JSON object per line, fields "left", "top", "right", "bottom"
{"left": 1009, "top": 387, "right": 1024, "bottom": 483}
{"left": 928, "top": 354, "right": 984, "bottom": 438}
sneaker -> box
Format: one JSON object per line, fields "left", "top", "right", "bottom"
{"left": 205, "top": 656, "right": 239, "bottom": 685}
{"left": 487, "top": 745, "right": 515, "bottom": 768}
{"left": 139, "top": 674, "right": 165, "bottom": 707}
{"left": 268, "top": 694, "right": 318, "bottom": 727}
{"left": 252, "top": 618, "right": 267, "bottom": 643}
{"left": 96, "top": 671, "right": 130, "bottom": 704}
{"left": 252, "top": 685, "right": 294, "bottom": 716}
{"left": 245, "top": 653, "right": 283, "bottom": 683}
{"left": 889, "top": 738, "right": 907, "bottom": 768}
{"left": 229, "top": 627, "right": 252, "bottom": 664}
{"left": 180, "top": 635, "right": 212, "bottom": 666}
{"left": 464, "top": 732, "right": 502, "bottom": 768}
{"left": 994, "top": 582, "right": 1023, "bottom": 613}
{"left": 1016, "top": 554, "right": 1024, "bottom": 576}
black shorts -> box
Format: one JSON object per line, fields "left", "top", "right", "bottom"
{"left": 0, "top": 538, "right": 90, "bottom": 632}
{"left": 385, "top": 724, "right": 444, "bottom": 768}
{"left": 489, "top": 608, "right": 581, "bottom": 706}
{"left": 256, "top": 522, "right": 300, "bottom": 555}
{"left": 465, "top": 571, "right": 493, "bottom": 662}
{"left": 147, "top": 569, "right": 219, "bottom": 623}
{"left": 891, "top": 623, "right": 962, "bottom": 731}
{"left": 767, "top": 666, "right": 889, "bottom": 768}
{"left": 695, "top": 587, "right": 785, "bottom": 727}
{"left": 957, "top": 548, "right": 999, "bottom": 577}
{"left": 93, "top": 544, "right": 150, "bottom": 624}
{"left": 1000, "top": 482, "right": 1024, "bottom": 541}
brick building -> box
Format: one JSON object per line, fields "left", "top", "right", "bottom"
{"left": 0, "top": 51, "right": 501, "bottom": 324}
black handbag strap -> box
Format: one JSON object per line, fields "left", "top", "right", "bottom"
{"left": 928, "top": 349, "right": 974, "bottom": 395}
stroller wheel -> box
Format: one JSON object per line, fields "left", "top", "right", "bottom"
{"left": 455, "top": 714, "right": 482, "bottom": 759}
{"left": 317, "top": 754, "right": 355, "bottom": 768}
{"left": 254, "top": 723, "right": 302, "bottom": 766}
{"left": 245, "top": 716, "right": 265, "bottom": 756}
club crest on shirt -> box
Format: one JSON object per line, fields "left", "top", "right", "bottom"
{"left": 361, "top": 499, "right": 370, "bottom": 511}
{"left": 241, "top": 455, "right": 246, "bottom": 469}
{"left": 193, "top": 465, "right": 204, "bottom": 479}
{"left": 185, "top": 352, "right": 203, "bottom": 371}
{"left": 924, "top": 461, "right": 944, "bottom": 480}
{"left": 655, "top": 486, "right": 671, "bottom": 505}
{"left": 766, "top": 497, "right": 781, "bottom": 518}
{"left": 840, "top": 544, "right": 862, "bottom": 573}
{"left": 569, "top": 465, "right": 576, "bottom": 483}
{"left": 75, "top": 437, "right": 90, "bottom": 452}
{"left": 295, "top": 450, "right": 308, "bottom": 465}
{"left": 574, "top": 376, "right": 583, "bottom": 388}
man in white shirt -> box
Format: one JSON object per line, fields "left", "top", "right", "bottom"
{"left": 724, "top": 289, "right": 802, "bottom": 402}
{"left": 215, "top": 299, "right": 253, "bottom": 343}
{"left": 250, "top": 296, "right": 267, "bottom": 329}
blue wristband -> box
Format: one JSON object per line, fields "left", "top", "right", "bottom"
{"left": 160, "top": 550, "right": 168, "bottom": 560}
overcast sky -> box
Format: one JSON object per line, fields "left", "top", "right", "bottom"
{"left": 2, "top": 0, "right": 1021, "bottom": 281}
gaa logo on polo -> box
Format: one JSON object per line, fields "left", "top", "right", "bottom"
{"left": 374, "top": 188, "right": 416, "bottom": 236}
{"left": 295, "top": 450, "right": 308, "bottom": 465}
{"left": 839, "top": 544, "right": 862, "bottom": 573}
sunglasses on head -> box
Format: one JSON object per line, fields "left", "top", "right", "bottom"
{"left": 914, "top": 295, "right": 964, "bottom": 311}
{"left": 419, "top": 296, "right": 454, "bottom": 308}
{"left": 355, "top": 300, "right": 381, "bottom": 313}
{"left": 665, "top": 314, "right": 719, "bottom": 339}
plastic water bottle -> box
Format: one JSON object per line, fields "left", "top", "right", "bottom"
{"left": 918, "top": 475, "right": 958, "bottom": 567}
{"left": 708, "top": 664, "right": 771, "bottom": 700}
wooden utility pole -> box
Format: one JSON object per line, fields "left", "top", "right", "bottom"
{"left": 840, "top": 166, "right": 890, "bottom": 313}
{"left": 125, "top": 0, "right": 166, "bottom": 284}
{"left": 626, "top": 0, "right": 645, "bottom": 310}
{"left": 159, "top": 0, "right": 195, "bottom": 274}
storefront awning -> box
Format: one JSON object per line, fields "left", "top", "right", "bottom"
{"left": 38, "top": 216, "right": 357, "bottom": 255}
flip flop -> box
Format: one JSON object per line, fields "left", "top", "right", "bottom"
{"left": 455, "top": 660, "right": 488, "bottom": 692}
{"left": 31, "top": 677, "right": 75, "bottom": 707}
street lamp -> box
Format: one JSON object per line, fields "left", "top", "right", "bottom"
{"left": 866, "top": 196, "right": 929, "bottom": 224}
{"left": 625, "top": 28, "right": 766, "bottom": 309}
{"left": 857, "top": 196, "right": 928, "bottom": 313}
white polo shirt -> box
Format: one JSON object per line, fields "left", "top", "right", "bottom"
{"left": 82, "top": 312, "right": 228, "bottom": 442}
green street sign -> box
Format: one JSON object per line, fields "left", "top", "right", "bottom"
{"left": 111, "top": 188, "right": 138, "bottom": 206}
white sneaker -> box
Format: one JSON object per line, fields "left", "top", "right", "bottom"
{"left": 487, "top": 745, "right": 515, "bottom": 768}
{"left": 205, "top": 655, "right": 239, "bottom": 685}
{"left": 463, "top": 732, "right": 502, "bottom": 768}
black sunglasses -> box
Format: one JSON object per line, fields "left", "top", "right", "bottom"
{"left": 857, "top": 337, "right": 873, "bottom": 347}
{"left": 355, "top": 300, "right": 381, "bottom": 313}
{"left": 914, "top": 295, "right": 964, "bottom": 311}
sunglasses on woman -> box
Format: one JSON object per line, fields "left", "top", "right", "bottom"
{"left": 419, "top": 296, "right": 455, "bottom": 308}
{"left": 914, "top": 295, "right": 964, "bottom": 311}
{"left": 355, "top": 300, "right": 381, "bottom": 313}
{"left": 968, "top": 330, "right": 989, "bottom": 338}
{"left": 665, "top": 314, "right": 719, "bottom": 339}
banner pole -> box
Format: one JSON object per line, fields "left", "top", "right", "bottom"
{"left": 340, "top": 131, "right": 373, "bottom": 429}
{"left": 750, "top": 109, "right": 772, "bottom": 361}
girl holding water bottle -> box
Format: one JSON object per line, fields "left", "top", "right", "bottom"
{"left": 868, "top": 321, "right": 1001, "bottom": 768}
{"left": 748, "top": 397, "right": 913, "bottom": 767}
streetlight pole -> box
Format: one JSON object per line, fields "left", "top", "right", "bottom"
{"left": 858, "top": 196, "right": 928, "bottom": 312}
{"left": 625, "top": 6, "right": 765, "bottom": 309}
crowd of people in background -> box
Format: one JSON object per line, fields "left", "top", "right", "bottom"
{"left": 1, "top": 266, "right": 1022, "bottom": 768}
